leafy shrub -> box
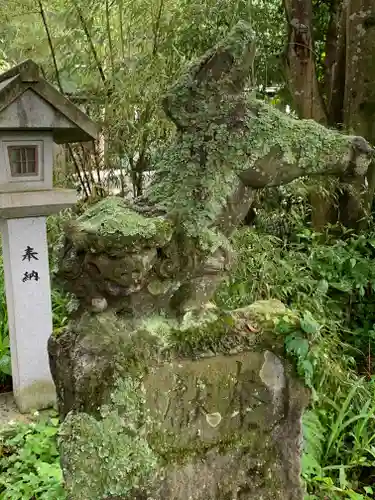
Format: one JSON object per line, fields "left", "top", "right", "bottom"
{"left": 0, "top": 257, "right": 10, "bottom": 385}
{"left": 216, "top": 227, "right": 375, "bottom": 499}
{"left": 302, "top": 390, "right": 375, "bottom": 499}
{"left": 0, "top": 413, "right": 66, "bottom": 499}
{"left": 216, "top": 226, "right": 375, "bottom": 369}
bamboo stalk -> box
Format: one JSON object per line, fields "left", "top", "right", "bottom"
{"left": 37, "top": 0, "right": 90, "bottom": 198}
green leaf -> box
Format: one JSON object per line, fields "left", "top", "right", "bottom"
{"left": 347, "top": 492, "right": 365, "bottom": 500}
{"left": 1, "top": 335, "right": 10, "bottom": 350}
{"left": 302, "top": 451, "right": 322, "bottom": 476}
{"left": 300, "top": 311, "right": 320, "bottom": 335}
{"left": 222, "top": 315, "right": 235, "bottom": 327}
{"left": 339, "top": 465, "right": 348, "bottom": 489}
{"left": 285, "top": 335, "right": 309, "bottom": 358}
{"left": 0, "top": 353, "right": 11, "bottom": 376}
{"left": 317, "top": 279, "right": 329, "bottom": 294}
{"left": 276, "top": 317, "right": 294, "bottom": 335}
{"left": 301, "top": 359, "right": 314, "bottom": 380}
{"left": 36, "top": 462, "right": 63, "bottom": 480}
{"left": 330, "top": 281, "right": 353, "bottom": 292}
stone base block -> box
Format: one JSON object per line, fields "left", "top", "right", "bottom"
{"left": 48, "top": 300, "right": 310, "bottom": 499}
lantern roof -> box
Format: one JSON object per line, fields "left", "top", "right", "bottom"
{"left": 0, "top": 60, "right": 99, "bottom": 144}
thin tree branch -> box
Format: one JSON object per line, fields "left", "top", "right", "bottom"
{"left": 37, "top": 0, "right": 63, "bottom": 92}
{"left": 37, "top": 0, "right": 91, "bottom": 198}
{"left": 71, "top": 0, "right": 106, "bottom": 84}
{"left": 118, "top": 0, "right": 125, "bottom": 61}
{"left": 152, "top": 0, "right": 164, "bottom": 56}
{"left": 105, "top": 0, "right": 115, "bottom": 79}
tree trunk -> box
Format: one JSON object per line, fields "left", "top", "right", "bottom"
{"left": 283, "top": 0, "right": 375, "bottom": 231}
{"left": 283, "top": 0, "right": 327, "bottom": 123}
{"left": 325, "top": 0, "right": 346, "bottom": 127}
{"left": 283, "top": 0, "right": 335, "bottom": 231}
{"left": 340, "top": 0, "right": 375, "bottom": 228}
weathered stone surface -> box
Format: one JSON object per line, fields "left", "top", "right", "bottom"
{"left": 48, "top": 20, "right": 372, "bottom": 500}
{"left": 57, "top": 21, "right": 373, "bottom": 317}
{"left": 49, "top": 301, "right": 309, "bottom": 500}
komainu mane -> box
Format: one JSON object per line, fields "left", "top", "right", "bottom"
{"left": 58, "top": 21, "right": 373, "bottom": 318}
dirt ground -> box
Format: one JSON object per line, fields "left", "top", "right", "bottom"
{"left": 0, "top": 392, "right": 35, "bottom": 426}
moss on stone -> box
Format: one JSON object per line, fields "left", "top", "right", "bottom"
{"left": 138, "top": 21, "right": 371, "bottom": 254}
{"left": 53, "top": 298, "right": 308, "bottom": 499}
{"left": 66, "top": 197, "right": 173, "bottom": 252}
{"left": 147, "top": 428, "right": 263, "bottom": 465}
{"left": 244, "top": 100, "right": 352, "bottom": 173}
{"left": 147, "top": 98, "right": 355, "bottom": 244}
{"left": 71, "top": 299, "right": 292, "bottom": 372}
{"left": 163, "top": 20, "right": 256, "bottom": 128}
{"left": 60, "top": 373, "right": 285, "bottom": 499}
{"left": 57, "top": 22, "right": 372, "bottom": 316}
{"left": 60, "top": 377, "right": 157, "bottom": 499}
{"left": 59, "top": 300, "right": 299, "bottom": 499}
{"left": 52, "top": 22, "right": 323, "bottom": 499}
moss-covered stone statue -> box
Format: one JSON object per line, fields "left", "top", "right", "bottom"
{"left": 49, "top": 22, "right": 373, "bottom": 500}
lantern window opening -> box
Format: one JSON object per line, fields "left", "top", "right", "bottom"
{"left": 7, "top": 145, "right": 39, "bottom": 177}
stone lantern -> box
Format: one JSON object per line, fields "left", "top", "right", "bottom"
{"left": 0, "top": 59, "right": 98, "bottom": 412}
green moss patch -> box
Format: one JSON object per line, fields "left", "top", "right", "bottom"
{"left": 66, "top": 197, "right": 173, "bottom": 253}
{"left": 61, "top": 378, "right": 157, "bottom": 499}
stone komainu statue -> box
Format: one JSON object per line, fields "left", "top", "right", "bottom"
{"left": 50, "top": 22, "right": 373, "bottom": 500}
{"left": 58, "top": 22, "right": 372, "bottom": 318}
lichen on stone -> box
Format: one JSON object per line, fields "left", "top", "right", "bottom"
{"left": 57, "top": 21, "right": 373, "bottom": 316}
{"left": 51, "top": 21, "right": 373, "bottom": 499}
{"left": 146, "top": 98, "right": 368, "bottom": 240}
{"left": 55, "top": 299, "right": 306, "bottom": 499}
{"left": 60, "top": 377, "right": 157, "bottom": 499}
{"left": 162, "top": 20, "right": 256, "bottom": 128}
{"left": 66, "top": 197, "right": 173, "bottom": 252}
{"left": 243, "top": 101, "right": 355, "bottom": 175}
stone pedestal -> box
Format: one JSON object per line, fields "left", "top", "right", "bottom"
{"left": 48, "top": 301, "right": 310, "bottom": 500}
